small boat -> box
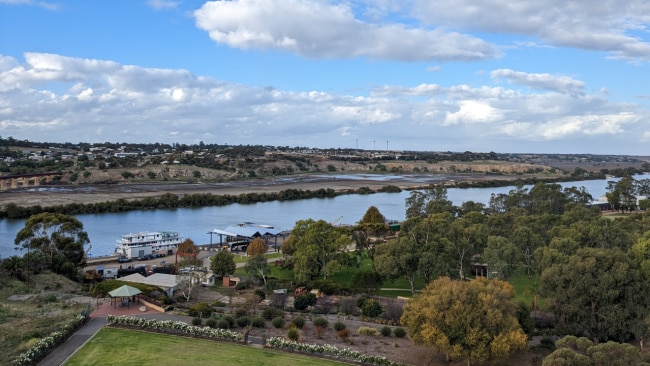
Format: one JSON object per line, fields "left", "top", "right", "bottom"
{"left": 115, "top": 231, "right": 183, "bottom": 259}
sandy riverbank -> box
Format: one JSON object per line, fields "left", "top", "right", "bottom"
{"left": 0, "top": 173, "right": 525, "bottom": 209}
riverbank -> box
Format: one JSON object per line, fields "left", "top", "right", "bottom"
{"left": 0, "top": 172, "right": 556, "bottom": 209}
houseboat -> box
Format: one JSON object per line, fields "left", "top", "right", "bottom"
{"left": 115, "top": 231, "right": 183, "bottom": 259}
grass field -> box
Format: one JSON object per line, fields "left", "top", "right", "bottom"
{"left": 65, "top": 328, "right": 353, "bottom": 366}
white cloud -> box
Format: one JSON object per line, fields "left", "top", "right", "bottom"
{"left": 0, "top": 52, "right": 647, "bottom": 153}
{"left": 146, "top": 0, "right": 179, "bottom": 10}
{"left": 0, "top": 0, "right": 58, "bottom": 10}
{"left": 410, "top": 0, "right": 650, "bottom": 61}
{"left": 491, "top": 69, "right": 585, "bottom": 95}
{"left": 193, "top": 0, "right": 500, "bottom": 61}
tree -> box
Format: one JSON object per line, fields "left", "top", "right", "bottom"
{"left": 14, "top": 212, "right": 90, "bottom": 274}
{"left": 401, "top": 277, "right": 527, "bottom": 366}
{"left": 210, "top": 249, "right": 236, "bottom": 277}
{"left": 352, "top": 206, "right": 390, "bottom": 251}
{"left": 374, "top": 236, "right": 420, "bottom": 295}
{"left": 540, "top": 247, "right": 650, "bottom": 343}
{"left": 350, "top": 270, "right": 383, "bottom": 295}
{"left": 245, "top": 254, "right": 270, "bottom": 284}
{"left": 246, "top": 237, "right": 268, "bottom": 256}
{"left": 606, "top": 175, "right": 637, "bottom": 212}
{"left": 177, "top": 238, "right": 198, "bottom": 255}
{"left": 543, "top": 336, "right": 646, "bottom": 366}
{"left": 283, "top": 219, "right": 352, "bottom": 280}
{"left": 481, "top": 235, "right": 518, "bottom": 279}
{"left": 510, "top": 226, "right": 544, "bottom": 279}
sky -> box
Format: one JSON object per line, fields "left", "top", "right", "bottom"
{"left": 0, "top": 0, "right": 649, "bottom": 154}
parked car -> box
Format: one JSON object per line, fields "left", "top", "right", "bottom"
{"left": 117, "top": 256, "right": 131, "bottom": 263}
{"left": 137, "top": 254, "right": 152, "bottom": 261}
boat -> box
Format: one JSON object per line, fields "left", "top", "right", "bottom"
{"left": 115, "top": 231, "right": 183, "bottom": 259}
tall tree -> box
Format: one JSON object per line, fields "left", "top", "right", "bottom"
{"left": 244, "top": 254, "right": 270, "bottom": 285}
{"left": 402, "top": 277, "right": 527, "bottom": 366}
{"left": 284, "top": 219, "right": 352, "bottom": 280}
{"left": 541, "top": 247, "right": 650, "bottom": 343}
{"left": 606, "top": 175, "right": 638, "bottom": 212}
{"left": 14, "top": 212, "right": 90, "bottom": 272}
{"left": 210, "top": 249, "right": 236, "bottom": 277}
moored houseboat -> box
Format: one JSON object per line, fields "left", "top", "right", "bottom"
{"left": 115, "top": 231, "right": 183, "bottom": 259}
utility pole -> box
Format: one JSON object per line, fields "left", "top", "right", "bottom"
{"left": 386, "top": 140, "right": 389, "bottom": 151}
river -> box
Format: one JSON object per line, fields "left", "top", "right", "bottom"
{"left": 0, "top": 175, "right": 640, "bottom": 259}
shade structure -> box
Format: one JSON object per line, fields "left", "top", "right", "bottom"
{"left": 109, "top": 285, "right": 142, "bottom": 297}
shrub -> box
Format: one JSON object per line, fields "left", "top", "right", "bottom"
{"left": 358, "top": 326, "right": 379, "bottom": 336}
{"left": 287, "top": 327, "right": 300, "bottom": 342}
{"left": 380, "top": 326, "right": 392, "bottom": 337}
{"left": 337, "top": 328, "right": 351, "bottom": 340}
{"left": 312, "top": 316, "right": 329, "bottom": 329}
{"left": 214, "top": 318, "right": 230, "bottom": 329}
{"left": 333, "top": 321, "right": 347, "bottom": 332}
{"left": 222, "top": 314, "right": 235, "bottom": 328}
{"left": 361, "top": 299, "right": 382, "bottom": 318}
{"left": 212, "top": 300, "right": 227, "bottom": 307}
{"left": 539, "top": 337, "right": 556, "bottom": 350}
{"left": 235, "top": 281, "right": 251, "bottom": 290}
{"left": 191, "top": 317, "right": 202, "bottom": 326}
{"left": 236, "top": 316, "right": 251, "bottom": 328}
{"left": 272, "top": 316, "right": 285, "bottom": 329}
{"left": 189, "top": 302, "right": 212, "bottom": 317}
{"left": 234, "top": 308, "right": 248, "bottom": 318}
{"left": 254, "top": 289, "right": 266, "bottom": 300}
{"left": 356, "top": 295, "right": 368, "bottom": 309}
{"left": 293, "top": 293, "right": 317, "bottom": 311}
{"left": 205, "top": 318, "right": 218, "bottom": 328}
{"left": 393, "top": 327, "right": 406, "bottom": 338}
{"left": 251, "top": 315, "right": 266, "bottom": 328}
{"left": 291, "top": 316, "right": 305, "bottom": 329}
{"left": 262, "top": 307, "right": 284, "bottom": 320}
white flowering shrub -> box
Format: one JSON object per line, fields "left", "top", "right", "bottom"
{"left": 107, "top": 315, "right": 242, "bottom": 342}
{"left": 266, "top": 337, "right": 404, "bottom": 366}
{"left": 12, "top": 314, "right": 87, "bottom": 366}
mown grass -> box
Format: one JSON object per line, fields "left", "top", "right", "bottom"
{"left": 65, "top": 327, "right": 353, "bottom": 366}
{"left": 508, "top": 272, "right": 546, "bottom": 309}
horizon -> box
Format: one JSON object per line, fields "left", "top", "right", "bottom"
{"left": 1, "top": 1, "right": 649, "bottom": 155}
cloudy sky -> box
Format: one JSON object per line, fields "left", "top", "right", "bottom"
{"left": 1, "top": 0, "right": 649, "bottom": 154}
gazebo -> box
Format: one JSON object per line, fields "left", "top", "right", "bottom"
{"left": 108, "top": 285, "right": 141, "bottom": 308}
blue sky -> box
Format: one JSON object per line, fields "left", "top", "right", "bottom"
{"left": 1, "top": 0, "right": 649, "bottom": 154}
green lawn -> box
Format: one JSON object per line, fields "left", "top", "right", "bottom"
{"left": 508, "top": 273, "right": 546, "bottom": 309}
{"left": 65, "top": 328, "right": 352, "bottom": 366}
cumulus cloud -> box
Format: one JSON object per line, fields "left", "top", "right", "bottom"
{"left": 0, "top": 53, "right": 647, "bottom": 153}
{"left": 193, "top": 0, "right": 500, "bottom": 61}
{"left": 410, "top": 0, "right": 650, "bottom": 61}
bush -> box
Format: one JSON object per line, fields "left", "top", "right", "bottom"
{"left": 361, "top": 299, "right": 382, "bottom": 318}
{"left": 205, "top": 317, "right": 218, "bottom": 328}
{"left": 293, "top": 293, "right": 317, "bottom": 311}
{"left": 262, "top": 307, "right": 284, "bottom": 320}
{"left": 287, "top": 327, "right": 300, "bottom": 342}
{"left": 291, "top": 316, "right": 305, "bottom": 329}
{"left": 393, "top": 327, "right": 406, "bottom": 338}
{"left": 337, "top": 328, "right": 351, "bottom": 340}
{"left": 272, "top": 316, "right": 285, "bottom": 329}
{"left": 358, "top": 326, "right": 379, "bottom": 336}
{"left": 191, "top": 317, "right": 202, "bottom": 326}
{"left": 235, "top": 280, "right": 251, "bottom": 290}
{"left": 215, "top": 319, "right": 230, "bottom": 329}
{"left": 189, "top": 302, "right": 212, "bottom": 317}
{"left": 357, "top": 296, "right": 368, "bottom": 309}
{"left": 539, "top": 337, "right": 556, "bottom": 350}
{"left": 254, "top": 289, "right": 266, "bottom": 300}
{"left": 236, "top": 316, "right": 251, "bottom": 328}
{"left": 222, "top": 314, "right": 235, "bottom": 328}
{"left": 312, "top": 316, "right": 329, "bottom": 329}
{"left": 251, "top": 315, "right": 266, "bottom": 328}
{"left": 234, "top": 308, "right": 248, "bottom": 318}
{"left": 333, "top": 321, "right": 347, "bottom": 332}
{"left": 380, "top": 326, "right": 392, "bottom": 337}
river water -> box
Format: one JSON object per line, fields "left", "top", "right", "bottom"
{"left": 0, "top": 175, "right": 640, "bottom": 259}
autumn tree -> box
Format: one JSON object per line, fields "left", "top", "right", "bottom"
{"left": 540, "top": 247, "right": 650, "bottom": 343}
{"left": 283, "top": 219, "right": 352, "bottom": 280}
{"left": 401, "top": 277, "right": 527, "bottom": 366}
{"left": 246, "top": 237, "right": 268, "bottom": 256}
{"left": 210, "top": 249, "right": 236, "bottom": 277}
{"left": 14, "top": 212, "right": 90, "bottom": 278}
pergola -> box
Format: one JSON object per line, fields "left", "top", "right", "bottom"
{"left": 108, "top": 285, "right": 141, "bottom": 308}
